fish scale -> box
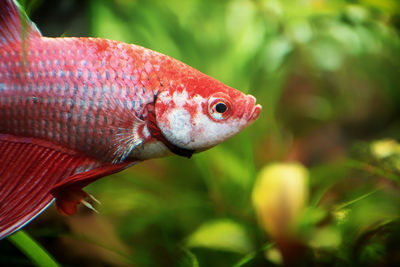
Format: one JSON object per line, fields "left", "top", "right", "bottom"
{"left": 0, "top": 37, "right": 157, "bottom": 161}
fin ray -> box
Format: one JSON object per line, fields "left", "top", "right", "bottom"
{"left": 0, "top": 134, "right": 102, "bottom": 239}
{"left": 0, "top": 0, "right": 41, "bottom": 46}
{"left": 51, "top": 161, "right": 137, "bottom": 215}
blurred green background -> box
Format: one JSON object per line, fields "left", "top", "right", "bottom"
{"left": 2, "top": 0, "right": 400, "bottom": 266}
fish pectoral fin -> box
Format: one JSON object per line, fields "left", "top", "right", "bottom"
{"left": 109, "top": 112, "right": 148, "bottom": 163}
{"left": 51, "top": 161, "right": 137, "bottom": 216}
{"left": 0, "top": 134, "right": 103, "bottom": 239}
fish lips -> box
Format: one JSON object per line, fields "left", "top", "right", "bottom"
{"left": 246, "top": 94, "right": 262, "bottom": 123}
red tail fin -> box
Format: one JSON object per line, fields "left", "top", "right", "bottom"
{"left": 0, "top": 0, "right": 41, "bottom": 46}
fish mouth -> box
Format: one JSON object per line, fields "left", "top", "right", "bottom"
{"left": 246, "top": 94, "right": 262, "bottom": 122}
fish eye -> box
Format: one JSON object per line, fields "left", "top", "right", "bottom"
{"left": 215, "top": 102, "right": 227, "bottom": 113}
{"left": 208, "top": 97, "right": 231, "bottom": 121}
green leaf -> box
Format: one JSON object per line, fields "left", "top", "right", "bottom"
{"left": 186, "top": 219, "right": 253, "bottom": 254}
{"left": 233, "top": 251, "right": 256, "bottom": 267}
{"left": 8, "top": 230, "right": 60, "bottom": 267}
{"left": 179, "top": 247, "right": 200, "bottom": 267}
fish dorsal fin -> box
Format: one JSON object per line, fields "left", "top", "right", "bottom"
{"left": 0, "top": 134, "right": 136, "bottom": 239}
{"left": 0, "top": 0, "right": 41, "bottom": 46}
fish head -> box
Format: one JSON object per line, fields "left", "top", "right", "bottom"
{"left": 154, "top": 73, "right": 261, "bottom": 154}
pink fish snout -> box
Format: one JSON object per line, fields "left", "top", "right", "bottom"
{"left": 246, "top": 94, "right": 262, "bottom": 122}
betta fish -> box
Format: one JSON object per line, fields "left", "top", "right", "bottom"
{"left": 0, "top": 0, "right": 261, "bottom": 239}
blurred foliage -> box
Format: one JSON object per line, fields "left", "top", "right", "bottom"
{"left": 2, "top": 0, "right": 400, "bottom": 266}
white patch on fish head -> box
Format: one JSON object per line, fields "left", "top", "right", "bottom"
{"left": 166, "top": 108, "right": 192, "bottom": 145}
{"left": 155, "top": 89, "right": 261, "bottom": 152}
{"left": 155, "top": 89, "right": 194, "bottom": 147}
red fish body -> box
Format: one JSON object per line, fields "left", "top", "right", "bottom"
{"left": 1, "top": 37, "right": 193, "bottom": 161}
{"left": 0, "top": 0, "right": 261, "bottom": 238}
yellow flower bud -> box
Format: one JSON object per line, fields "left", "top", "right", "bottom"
{"left": 371, "top": 139, "right": 400, "bottom": 159}
{"left": 252, "top": 163, "right": 309, "bottom": 240}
